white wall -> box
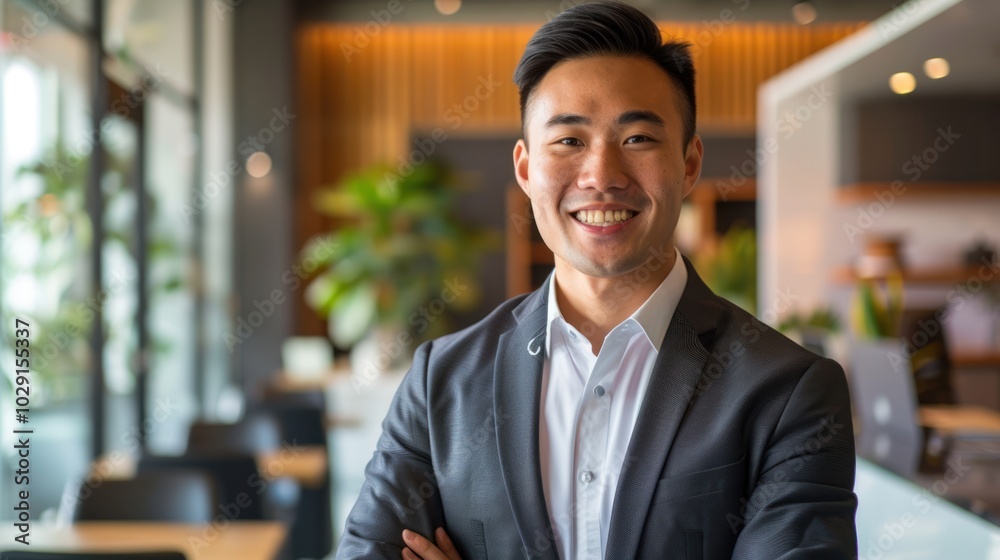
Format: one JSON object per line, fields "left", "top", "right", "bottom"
{"left": 757, "top": 0, "right": 1000, "bottom": 353}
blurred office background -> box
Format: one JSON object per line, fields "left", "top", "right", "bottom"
{"left": 0, "top": 0, "right": 999, "bottom": 558}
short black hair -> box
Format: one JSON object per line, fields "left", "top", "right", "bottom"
{"left": 513, "top": 1, "right": 696, "bottom": 146}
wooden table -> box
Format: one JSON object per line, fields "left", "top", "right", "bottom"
{"left": 0, "top": 521, "right": 286, "bottom": 559}
{"left": 94, "top": 445, "right": 329, "bottom": 489}
{"left": 920, "top": 404, "right": 1000, "bottom": 434}
{"left": 256, "top": 446, "right": 329, "bottom": 488}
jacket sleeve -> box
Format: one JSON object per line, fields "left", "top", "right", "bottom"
{"left": 731, "top": 357, "right": 859, "bottom": 559}
{"left": 335, "top": 340, "right": 446, "bottom": 559}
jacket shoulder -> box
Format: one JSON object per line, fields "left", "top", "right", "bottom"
{"left": 426, "top": 291, "right": 531, "bottom": 361}
{"left": 695, "top": 295, "right": 837, "bottom": 388}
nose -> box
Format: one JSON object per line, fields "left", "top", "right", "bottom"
{"left": 576, "top": 141, "right": 628, "bottom": 192}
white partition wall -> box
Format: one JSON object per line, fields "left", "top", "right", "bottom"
{"left": 755, "top": 0, "right": 1000, "bottom": 351}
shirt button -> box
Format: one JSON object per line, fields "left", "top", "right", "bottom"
{"left": 579, "top": 470, "right": 595, "bottom": 484}
{"left": 569, "top": 330, "right": 577, "bottom": 339}
{"left": 594, "top": 385, "right": 606, "bottom": 397}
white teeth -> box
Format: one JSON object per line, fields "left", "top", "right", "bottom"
{"left": 574, "top": 210, "right": 634, "bottom": 225}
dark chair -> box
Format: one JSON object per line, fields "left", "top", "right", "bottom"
{"left": 186, "top": 414, "right": 282, "bottom": 455}
{"left": 0, "top": 553, "right": 186, "bottom": 560}
{"left": 249, "top": 395, "right": 333, "bottom": 558}
{"left": 138, "top": 452, "right": 269, "bottom": 521}
{"left": 261, "top": 385, "right": 327, "bottom": 412}
{"left": 72, "top": 470, "right": 215, "bottom": 523}
{"left": 898, "top": 306, "right": 957, "bottom": 405}
{"left": 248, "top": 391, "right": 327, "bottom": 447}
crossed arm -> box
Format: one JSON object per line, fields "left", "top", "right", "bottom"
{"left": 335, "top": 340, "right": 454, "bottom": 558}
{"left": 337, "top": 342, "right": 857, "bottom": 559}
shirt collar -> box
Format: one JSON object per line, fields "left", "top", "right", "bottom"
{"left": 544, "top": 247, "right": 688, "bottom": 356}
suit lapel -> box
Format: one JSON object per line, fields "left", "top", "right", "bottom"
{"left": 604, "top": 256, "right": 720, "bottom": 558}
{"left": 494, "top": 274, "right": 559, "bottom": 560}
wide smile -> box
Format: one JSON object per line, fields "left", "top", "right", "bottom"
{"left": 570, "top": 208, "right": 639, "bottom": 235}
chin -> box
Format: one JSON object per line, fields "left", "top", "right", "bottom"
{"left": 563, "top": 251, "right": 647, "bottom": 279}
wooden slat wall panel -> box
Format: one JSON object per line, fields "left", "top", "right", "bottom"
{"left": 293, "top": 21, "right": 863, "bottom": 334}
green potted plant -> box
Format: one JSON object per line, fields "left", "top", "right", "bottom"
{"left": 695, "top": 225, "right": 757, "bottom": 315}
{"left": 850, "top": 273, "right": 904, "bottom": 339}
{"left": 302, "top": 159, "right": 501, "bottom": 377}
{"left": 845, "top": 271, "right": 909, "bottom": 384}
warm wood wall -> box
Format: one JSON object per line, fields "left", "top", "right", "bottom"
{"left": 294, "top": 21, "right": 864, "bottom": 335}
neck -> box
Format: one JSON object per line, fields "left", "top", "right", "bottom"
{"left": 553, "top": 247, "right": 676, "bottom": 354}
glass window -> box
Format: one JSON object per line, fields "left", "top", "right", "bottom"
{"left": 103, "top": 0, "right": 193, "bottom": 96}
{"left": 144, "top": 91, "right": 197, "bottom": 454}
{"left": 62, "top": 0, "right": 94, "bottom": 29}
{"left": 99, "top": 108, "right": 140, "bottom": 458}
{"left": 0, "top": 0, "right": 93, "bottom": 519}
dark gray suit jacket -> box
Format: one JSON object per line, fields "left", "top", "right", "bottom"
{"left": 337, "top": 256, "right": 858, "bottom": 559}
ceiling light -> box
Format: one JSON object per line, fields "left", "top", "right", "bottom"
{"left": 435, "top": 0, "right": 461, "bottom": 16}
{"left": 923, "top": 57, "right": 950, "bottom": 79}
{"left": 889, "top": 72, "right": 916, "bottom": 94}
{"left": 246, "top": 151, "right": 272, "bottom": 178}
{"left": 792, "top": 2, "right": 817, "bottom": 25}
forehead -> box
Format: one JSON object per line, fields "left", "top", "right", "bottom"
{"left": 526, "top": 55, "right": 681, "bottom": 129}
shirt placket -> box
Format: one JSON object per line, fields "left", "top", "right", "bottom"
{"left": 571, "top": 323, "right": 631, "bottom": 559}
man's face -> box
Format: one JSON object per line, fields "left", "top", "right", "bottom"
{"left": 513, "top": 55, "right": 703, "bottom": 279}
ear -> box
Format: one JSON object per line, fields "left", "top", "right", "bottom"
{"left": 682, "top": 133, "right": 704, "bottom": 198}
{"left": 513, "top": 139, "right": 530, "bottom": 198}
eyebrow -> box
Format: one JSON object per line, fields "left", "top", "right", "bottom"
{"left": 618, "top": 110, "right": 665, "bottom": 127}
{"left": 544, "top": 110, "right": 666, "bottom": 128}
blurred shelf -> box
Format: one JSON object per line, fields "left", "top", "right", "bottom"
{"left": 831, "top": 265, "right": 1000, "bottom": 285}
{"left": 692, "top": 178, "right": 757, "bottom": 202}
{"left": 836, "top": 182, "right": 1000, "bottom": 204}
{"left": 952, "top": 350, "right": 1000, "bottom": 368}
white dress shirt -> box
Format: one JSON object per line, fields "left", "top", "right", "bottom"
{"left": 538, "top": 248, "right": 688, "bottom": 560}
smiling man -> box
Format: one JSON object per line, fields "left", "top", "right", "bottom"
{"left": 336, "top": 2, "right": 858, "bottom": 559}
